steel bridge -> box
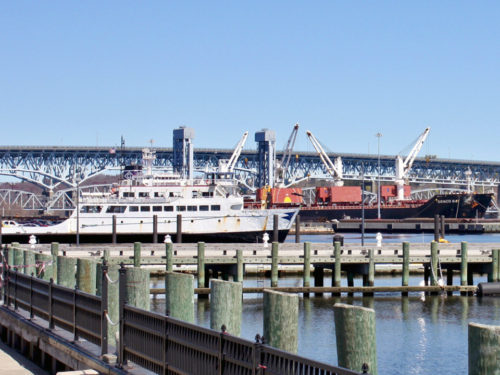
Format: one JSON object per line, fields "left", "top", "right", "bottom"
{"left": 1, "top": 146, "right": 499, "bottom": 190}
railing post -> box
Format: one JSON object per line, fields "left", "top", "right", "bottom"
{"left": 48, "top": 278, "right": 54, "bottom": 330}
{"left": 29, "top": 273, "right": 34, "bottom": 320}
{"left": 101, "top": 261, "right": 109, "bottom": 356}
{"left": 2, "top": 245, "right": 8, "bottom": 306}
{"left": 118, "top": 263, "right": 127, "bottom": 368}
{"left": 73, "top": 286, "right": 79, "bottom": 342}
{"left": 14, "top": 268, "right": 18, "bottom": 311}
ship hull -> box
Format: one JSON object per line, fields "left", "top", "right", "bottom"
{"left": 299, "top": 193, "right": 493, "bottom": 222}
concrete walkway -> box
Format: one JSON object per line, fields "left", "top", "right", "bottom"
{"left": 0, "top": 339, "right": 48, "bottom": 375}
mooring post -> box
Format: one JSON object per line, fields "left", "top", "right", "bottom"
{"left": 347, "top": 271, "right": 355, "bottom": 296}
{"left": 333, "top": 241, "right": 342, "bottom": 296}
{"left": 334, "top": 303, "right": 378, "bottom": 375}
{"left": 197, "top": 242, "right": 205, "bottom": 288}
{"left": 210, "top": 279, "right": 242, "bottom": 336}
{"left": 273, "top": 214, "right": 279, "bottom": 243}
{"left": 152, "top": 214, "right": 158, "bottom": 244}
{"left": 24, "top": 250, "right": 35, "bottom": 276}
{"left": 430, "top": 241, "right": 439, "bottom": 288}
{"left": 446, "top": 267, "right": 454, "bottom": 296}
{"left": 76, "top": 258, "right": 97, "bottom": 294}
{"left": 165, "top": 272, "right": 194, "bottom": 323}
{"left": 35, "top": 253, "right": 53, "bottom": 281}
{"left": 295, "top": 214, "right": 301, "bottom": 244}
{"left": 461, "top": 241, "right": 468, "bottom": 296}
{"left": 363, "top": 249, "right": 374, "bottom": 297}
{"left": 165, "top": 242, "right": 173, "bottom": 272}
{"left": 434, "top": 214, "right": 440, "bottom": 241}
{"left": 50, "top": 242, "right": 59, "bottom": 282}
{"left": 402, "top": 242, "right": 410, "bottom": 296}
{"left": 8, "top": 242, "right": 17, "bottom": 267}
{"left": 13, "top": 246, "right": 24, "bottom": 271}
{"left": 236, "top": 249, "right": 244, "bottom": 282}
{"left": 489, "top": 249, "right": 499, "bottom": 282}
{"left": 271, "top": 242, "right": 279, "bottom": 287}
{"left": 112, "top": 215, "right": 117, "bottom": 244}
{"left": 263, "top": 289, "right": 299, "bottom": 353}
{"left": 133, "top": 242, "right": 141, "bottom": 268}
{"left": 100, "top": 261, "right": 109, "bottom": 355}
{"left": 303, "top": 242, "right": 311, "bottom": 297}
{"left": 314, "top": 266, "right": 324, "bottom": 296}
{"left": 126, "top": 267, "right": 150, "bottom": 310}
{"left": 176, "top": 214, "right": 182, "bottom": 243}
{"left": 468, "top": 322, "right": 500, "bottom": 375}
{"left": 106, "top": 264, "right": 120, "bottom": 348}
{"left": 57, "top": 255, "right": 76, "bottom": 288}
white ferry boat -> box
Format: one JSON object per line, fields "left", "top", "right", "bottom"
{"left": 1, "top": 151, "right": 299, "bottom": 244}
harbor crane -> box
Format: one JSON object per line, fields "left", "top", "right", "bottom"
{"left": 395, "top": 127, "right": 431, "bottom": 200}
{"left": 306, "top": 130, "right": 344, "bottom": 186}
{"left": 218, "top": 131, "right": 249, "bottom": 173}
{"left": 275, "top": 123, "right": 299, "bottom": 187}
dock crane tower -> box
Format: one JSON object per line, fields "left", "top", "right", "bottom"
{"left": 275, "top": 123, "right": 299, "bottom": 187}
{"left": 395, "top": 127, "right": 431, "bottom": 200}
{"left": 218, "top": 131, "right": 249, "bottom": 173}
{"left": 306, "top": 130, "right": 344, "bottom": 186}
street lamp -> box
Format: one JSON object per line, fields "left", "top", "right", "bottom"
{"left": 375, "top": 132, "right": 382, "bottom": 219}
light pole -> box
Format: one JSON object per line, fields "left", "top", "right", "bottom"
{"left": 76, "top": 178, "right": 80, "bottom": 246}
{"left": 376, "top": 132, "right": 382, "bottom": 219}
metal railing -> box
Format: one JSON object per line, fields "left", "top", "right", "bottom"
{"left": 2, "top": 250, "right": 363, "bottom": 375}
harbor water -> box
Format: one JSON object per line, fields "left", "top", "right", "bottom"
{"left": 150, "top": 233, "right": 499, "bottom": 374}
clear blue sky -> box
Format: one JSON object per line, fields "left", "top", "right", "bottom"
{"left": 1, "top": 1, "right": 499, "bottom": 161}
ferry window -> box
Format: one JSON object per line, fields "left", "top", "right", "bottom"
{"left": 106, "top": 206, "right": 126, "bottom": 213}
{"left": 153, "top": 206, "right": 162, "bottom": 212}
{"left": 199, "top": 205, "right": 209, "bottom": 211}
{"left": 192, "top": 191, "right": 199, "bottom": 198}
{"left": 138, "top": 192, "right": 149, "bottom": 198}
{"left": 164, "top": 206, "right": 174, "bottom": 212}
{"left": 210, "top": 205, "right": 221, "bottom": 211}
{"left": 123, "top": 192, "right": 135, "bottom": 198}
{"left": 129, "top": 206, "right": 139, "bottom": 212}
{"left": 154, "top": 192, "right": 160, "bottom": 198}
{"left": 202, "top": 192, "right": 213, "bottom": 197}
{"left": 230, "top": 204, "right": 242, "bottom": 210}
{"left": 188, "top": 206, "right": 197, "bottom": 212}
{"left": 140, "top": 206, "right": 151, "bottom": 212}
{"left": 176, "top": 206, "right": 186, "bottom": 212}
{"left": 80, "top": 206, "right": 102, "bottom": 213}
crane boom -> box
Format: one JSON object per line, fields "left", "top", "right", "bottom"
{"left": 395, "top": 127, "right": 431, "bottom": 200}
{"left": 218, "top": 131, "right": 249, "bottom": 172}
{"left": 306, "top": 130, "right": 343, "bottom": 186}
{"left": 275, "top": 124, "right": 299, "bottom": 186}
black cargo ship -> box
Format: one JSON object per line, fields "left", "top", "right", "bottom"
{"left": 299, "top": 193, "right": 494, "bottom": 222}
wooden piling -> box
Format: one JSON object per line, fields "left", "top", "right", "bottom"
{"left": 13, "top": 247, "right": 24, "bottom": 270}
{"left": 125, "top": 267, "right": 150, "bottom": 310}
{"left": 210, "top": 279, "right": 242, "bottom": 336}
{"left": 57, "top": 256, "right": 76, "bottom": 288}
{"left": 152, "top": 214, "right": 158, "bottom": 244}
{"left": 176, "top": 214, "right": 182, "bottom": 243}
{"left": 165, "top": 242, "right": 173, "bottom": 272}
{"left": 434, "top": 214, "right": 439, "bottom": 241}
{"left": 76, "top": 258, "right": 97, "bottom": 294}
{"left": 347, "top": 272, "right": 354, "bottom": 297}
{"left": 334, "top": 303, "right": 377, "bottom": 375}
{"left": 440, "top": 215, "right": 446, "bottom": 239}
{"left": 236, "top": 249, "right": 244, "bottom": 282}
{"left": 333, "top": 241, "right": 341, "bottom": 297}
{"left": 314, "top": 267, "right": 324, "bottom": 296}
{"left": 303, "top": 242, "right": 311, "bottom": 297}
{"left": 165, "top": 272, "right": 194, "bottom": 323}
{"left": 402, "top": 242, "right": 409, "bottom": 296}
{"left": 468, "top": 323, "right": 500, "bottom": 375}
{"left": 430, "top": 241, "right": 438, "bottom": 287}
{"left": 489, "top": 249, "right": 499, "bottom": 282}
{"left": 294, "top": 214, "right": 301, "bottom": 243}
{"left": 273, "top": 214, "right": 279, "bottom": 243}
{"left": 35, "top": 253, "right": 53, "bottom": 281}
{"left": 446, "top": 267, "right": 454, "bottom": 296}
{"left": 50, "top": 242, "right": 59, "bottom": 282}
{"left": 271, "top": 242, "right": 279, "bottom": 287}
{"left": 461, "top": 241, "right": 468, "bottom": 296}
{"left": 8, "top": 242, "right": 17, "bottom": 266}
{"left": 112, "top": 215, "right": 117, "bottom": 244}
{"left": 197, "top": 242, "right": 205, "bottom": 288}
{"left": 263, "top": 290, "right": 299, "bottom": 353}
{"left": 363, "top": 249, "right": 374, "bottom": 297}
{"left": 133, "top": 242, "right": 141, "bottom": 268}
{"left": 24, "top": 250, "right": 35, "bottom": 276}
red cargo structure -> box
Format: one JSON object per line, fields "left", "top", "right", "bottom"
{"left": 315, "top": 186, "right": 362, "bottom": 205}
{"left": 380, "top": 185, "right": 411, "bottom": 200}
{"left": 257, "top": 188, "right": 303, "bottom": 206}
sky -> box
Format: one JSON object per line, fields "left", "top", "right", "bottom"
{"left": 1, "top": 1, "right": 499, "bottom": 161}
